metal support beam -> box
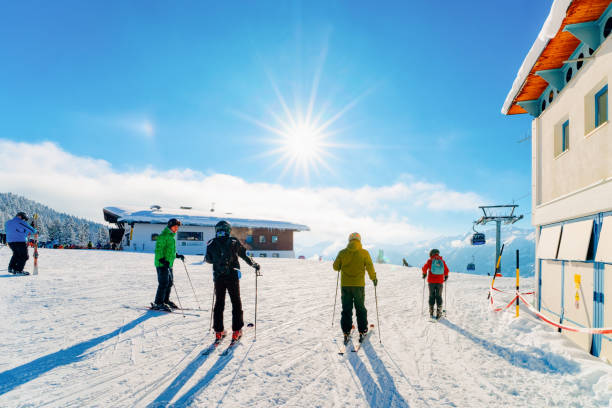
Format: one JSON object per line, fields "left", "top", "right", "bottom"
{"left": 536, "top": 68, "right": 565, "bottom": 92}
{"left": 564, "top": 21, "right": 601, "bottom": 51}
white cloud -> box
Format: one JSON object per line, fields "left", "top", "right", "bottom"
{"left": 0, "top": 140, "right": 485, "bottom": 247}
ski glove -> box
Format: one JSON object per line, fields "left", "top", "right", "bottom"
{"left": 159, "top": 259, "right": 170, "bottom": 268}
{"left": 252, "top": 262, "right": 260, "bottom": 271}
{"left": 373, "top": 278, "right": 378, "bottom": 286}
{"left": 444, "top": 276, "right": 448, "bottom": 282}
{"left": 176, "top": 253, "right": 185, "bottom": 261}
{"left": 422, "top": 274, "right": 427, "bottom": 280}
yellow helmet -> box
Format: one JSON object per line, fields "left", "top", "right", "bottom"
{"left": 348, "top": 232, "right": 361, "bottom": 242}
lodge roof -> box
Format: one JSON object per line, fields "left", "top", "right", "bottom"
{"left": 103, "top": 206, "right": 310, "bottom": 232}
{"left": 502, "top": 0, "right": 612, "bottom": 115}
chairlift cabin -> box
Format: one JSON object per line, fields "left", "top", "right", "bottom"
{"left": 471, "top": 232, "right": 485, "bottom": 245}
{"left": 467, "top": 255, "right": 476, "bottom": 271}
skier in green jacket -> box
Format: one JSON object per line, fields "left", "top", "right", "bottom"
{"left": 333, "top": 232, "right": 377, "bottom": 342}
{"left": 151, "top": 218, "right": 185, "bottom": 311}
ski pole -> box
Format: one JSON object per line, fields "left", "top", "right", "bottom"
{"left": 172, "top": 274, "right": 186, "bottom": 318}
{"left": 181, "top": 260, "right": 201, "bottom": 310}
{"left": 209, "top": 286, "right": 215, "bottom": 332}
{"left": 443, "top": 281, "right": 447, "bottom": 315}
{"left": 421, "top": 278, "right": 426, "bottom": 316}
{"left": 332, "top": 270, "right": 340, "bottom": 327}
{"left": 374, "top": 285, "right": 381, "bottom": 344}
{"left": 254, "top": 267, "right": 261, "bottom": 341}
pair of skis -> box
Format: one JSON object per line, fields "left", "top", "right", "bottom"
{"left": 337, "top": 325, "right": 374, "bottom": 355}
{"left": 202, "top": 326, "right": 249, "bottom": 356}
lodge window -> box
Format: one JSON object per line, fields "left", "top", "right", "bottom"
{"left": 555, "top": 119, "right": 570, "bottom": 157}
{"left": 151, "top": 233, "right": 159, "bottom": 241}
{"left": 259, "top": 235, "right": 266, "bottom": 243}
{"left": 259, "top": 253, "right": 267, "bottom": 257}
{"left": 246, "top": 235, "right": 253, "bottom": 244}
{"left": 272, "top": 235, "right": 278, "bottom": 243}
{"left": 595, "top": 85, "right": 608, "bottom": 127}
{"left": 272, "top": 253, "right": 279, "bottom": 258}
{"left": 177, "top": 232, "right": 203, "bottom": 241}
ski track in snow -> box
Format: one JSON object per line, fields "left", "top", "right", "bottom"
{"left": 0, "top": 249, "right": 611, "bottom": 407}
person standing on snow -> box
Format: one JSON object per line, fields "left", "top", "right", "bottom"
{"left": 333, "top": 232, "right": 377, "bottom": 342}
{"left": 205, "top": 220, "right": 260, "bottom": 342}
{"left": 5, "top": 212, "right": 36, "bottom": 275}
{"left": 151, "top": 218, "right": 185, "bottom": 311}
{"left": 422, "top": 248, "right": 449, "bottom": 319}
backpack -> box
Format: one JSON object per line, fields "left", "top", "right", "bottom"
{"left": 431, "top": 258, "right": 445, "bottom": 275}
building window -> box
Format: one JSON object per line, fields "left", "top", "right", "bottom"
{"left": 151, "top": 233, "right": 159, "bottom": 241}
{"left": 272, "top": 253, "right": 280, "bottom": 258}
{"left": 259, "top": 253, "right": 267, "bottom": 257}
{"left": 561, "top": 120, "right": 569, "bottom": 152}
{"left": 259, "top": 235, "right": 266, "bottom": 243}
{"left": 177, "top": 232, "right": 203, "bottom": 241}
{"left": 565, "top": 67, "right": 572, "bottom": 83}
{"left": 246, "top": 235, "right": 253, "bottom": 244}
{"left": 595, "top": 85, "right": 608, "bottom": 127}
{"left": 577, "top": 53, "right": 584, "bottom": 70}
{"left": 271, "top": 235, "right": 278, "bottom": 243}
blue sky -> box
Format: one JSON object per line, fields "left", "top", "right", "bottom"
{"left": 0, "top": 1, "right": 552, "bottom": 245}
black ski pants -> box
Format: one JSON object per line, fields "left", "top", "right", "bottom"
{"left": 8, "top": 242, "right": 28, "bottom": 272}
{"left": 154, "top": 266, "right": 174, "bottom": 305}
{"left": 213, "top": 275, "right": 244, "bottom": 333}
{"left": 428, "top": 283, "right": 443, "bottom": 308}
{"left": 341, "top": 286, "right": 368, "bottom": 334}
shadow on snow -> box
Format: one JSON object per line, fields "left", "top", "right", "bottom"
{"left": 439, "top": 319, "right": 580, "bottom": 374}
{"left": 148, "top": 344, "right": 240, "bottom": 408}
{"left": 347, "top": 340, "right": 410, "bottom": 408}
{"left": 0, "top": 312, "right": 156, "bottom": 395}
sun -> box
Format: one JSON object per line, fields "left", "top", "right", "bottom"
{"left": 235, "top": 46, "right": 371, "bottom": 182}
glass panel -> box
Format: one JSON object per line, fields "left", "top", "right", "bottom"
{"left": 562, "top": 121, "right": 569, "bottom": 152}
{"left": 177, "top": 232, "right": 203, "bottom": 241}
{"left": 259, "top": 235, "right": 266, "bottom": 243}
{"left": 151, "top": 234, "right": 159, "bottom": 241}
{"left": 596, "top": 87, "right": 608, "bottom": 126}
{"left": 272, "top": 236, "right": 278, "bottom": 243}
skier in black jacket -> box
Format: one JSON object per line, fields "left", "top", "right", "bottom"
{"left": 205, "top": 220, "right": 260, "bottom": 341}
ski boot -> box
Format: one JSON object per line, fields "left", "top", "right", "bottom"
{"left": 429, "top": 306, "right": 434, "bottom": 319}
{"left": 151, "top": 302, "right": 171, "bottom": 312}
{"left": 215, "top": 331, "right": 226, "bottom": 341}
{"left": 343, "top": 332, "right": 351, "bottom": 344}
{"left": 436, "top": 306, "right": 443, "bottom": 320}
{"left": 359, "top": 330, "right": 368, "bottom": 343}
{"left": 166, "top": 300, "right": 178, "bottom": 310}
{"left": 232, "top": 330, "right": 242, "bottom": 341}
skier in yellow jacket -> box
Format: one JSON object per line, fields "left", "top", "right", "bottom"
{"left": 333, "top": 232, "right": 377, "bottom": 342}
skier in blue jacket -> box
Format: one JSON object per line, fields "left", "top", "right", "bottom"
{"left": 5, "top": 212, "right": 36, "bottom": 275}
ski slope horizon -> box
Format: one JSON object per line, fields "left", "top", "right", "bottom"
{"left": 1, "top": 249, "right": 611, "bottom": 407}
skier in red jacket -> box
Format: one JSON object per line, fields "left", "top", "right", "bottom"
{"left": 422, "top": 249, "right": 449, "bottom": 319}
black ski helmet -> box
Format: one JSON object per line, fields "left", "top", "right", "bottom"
{"left": 167, "top": 218, "right": 181, "bottom": 228}
{"left": 215, "top": 220, "right": 231, "bottom": 234}
{"left": 16, "top": 211, "right": 28, "bottom": 221}
{"left": 430, "top": 248, "right": 440, "bottom": 257}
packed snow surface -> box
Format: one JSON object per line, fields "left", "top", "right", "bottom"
{"left": 1, "top": 248, "right": 611, "bottom": 407}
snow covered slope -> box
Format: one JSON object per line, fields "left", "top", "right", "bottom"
{"left": 0, "top": 249, "right": 610, "bottom": 407}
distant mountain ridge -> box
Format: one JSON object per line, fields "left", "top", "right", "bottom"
{"left": 0, "top": 192, "right": 109, "bottom": 246}
{"left": 295, "top": 226, "right": 536, "bottom": 277}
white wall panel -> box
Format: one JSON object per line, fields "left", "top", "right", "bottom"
{"left": 596, "top": 216, "right": 612, "bottom": 263}
{"left": 557, "top": 219, "right": 593, "bottom": 261}
{"left": 537, "top": 226, "right": 562, "bottom": 259}
{"left": 562, "top": 262, "right": 594, "bottom": 353}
